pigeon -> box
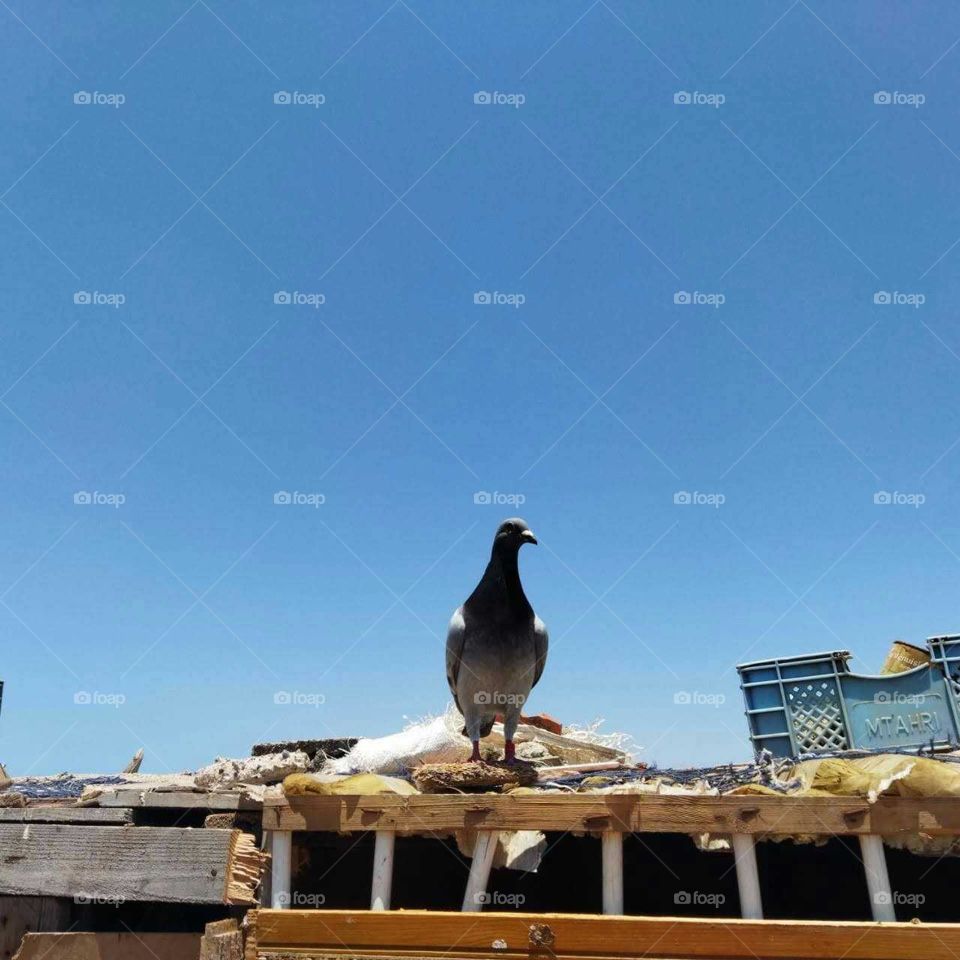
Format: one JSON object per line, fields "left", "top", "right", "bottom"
{"left": 446, "top": 518, "right": 548, "bottom": 764}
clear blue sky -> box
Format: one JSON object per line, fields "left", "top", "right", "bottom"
{"left": 3, "top": 1, "right": 960, "bottom": 774}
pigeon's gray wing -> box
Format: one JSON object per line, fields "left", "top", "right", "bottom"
{"left": 531, "top": 615, "right": 549, "bottom": 689}
{"left": 445, "top": 607, "right": 467, "bottom": 712}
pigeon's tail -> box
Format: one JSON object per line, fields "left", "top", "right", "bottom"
{"left": 460, "top": 718, "right": 496, "bottom": 738}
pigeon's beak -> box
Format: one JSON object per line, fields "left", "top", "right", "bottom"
{"left": 520, "top": 529, "right": 538, "bottom": 545}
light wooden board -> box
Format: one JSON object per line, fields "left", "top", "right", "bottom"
{"left": 0, "top": 824, "right": 261, "bottom": 904}
{"left": 0, "top": 806, "right": 133, "bottom": 824}
{"left": 252, "top": 909, "right": 960, "bottom": 960}
{"left": 96, "top": 789, "right": 260, "bottom": 810}
{"left": 261, "top": 793, "right": 960, "bottom": 836}
{"left": 14, "top": 932, "right": 200, "bottom": 959}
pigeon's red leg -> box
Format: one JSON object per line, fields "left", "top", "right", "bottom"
{"left": 503, "top": 739, "right": 516, "bottom": 765}
{"left": 470, "top": 741, "right": 482, "bottom": 762}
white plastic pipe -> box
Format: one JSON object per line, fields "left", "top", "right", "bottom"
{"left": 602, "top": 832, "right": 624, "bottom": 915}
{"left": 731, "top": 834, "right": 763, "bottom": 920}
{"left": 270, "top": 830, "right": 293, "bottom": 909}
{"left": 860, "top": 834, "right": 895, "bottom": 922}
{"left": 462, "top": 830, "right": 498, "bottom": 911}
{"left": 371, "top": 830, "right": 396, "bottom": 910}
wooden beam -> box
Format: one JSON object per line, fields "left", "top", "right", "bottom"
{"left": 731, "top": 834, "right": 762, "bottom": 920}
{"left": 14, "top": 932, "right": 201, "bottom": 959}
{"left": 860, "top": 834, "right": 896, "bottom": 922}
{"left": 0, "top": 825, "right": 262, "bottom": 904}
{"left": 1, "top": 896, "right": 70, "bottom": 959}
{"left": 96, "top": 789, "right": 260, "bottom": 810}
{"left": 601, "top": 833, "right": 623, "bottom": 915}
{"left": 261, "top": 793, "right": 960, "bottom": 837}
{"left": 251, "top": 909, "right": 960, "bottom": 959}
{"left": 370, "top": 831, "right": 395, "bottom": 911}
{"left": 461, "top": 831, "right": 498, "bottom": 912}
{"left": 0, "top": 806, "right": 134, "bottom": 824}
{"left": 200, "top": 919, "right": 243, "bottom": 960}
{"left": 270, "top": 831, "right": 292, "bottom": 909}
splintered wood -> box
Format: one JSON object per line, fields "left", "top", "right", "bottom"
{"left": 226, "top": 831, "right": 266, "bottom": 904}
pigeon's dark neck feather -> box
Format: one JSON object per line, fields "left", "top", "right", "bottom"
{"left": 465, "top": 545, "right": 532, "bottom": 620}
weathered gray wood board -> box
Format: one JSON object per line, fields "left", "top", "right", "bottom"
{"left": 95, "top": 789, "right": 259, "bottom": 810}
{"left": 13, "top": 932, "right": 200, "bottom": 959}
{"left": 0, "top": 896, "right": 70, "bottom": 959}
{"left": 0, "top": 824, "right": 258, "bottom": 903}
{"left": 0, "top": 807, "right": 133, "bottom": 825}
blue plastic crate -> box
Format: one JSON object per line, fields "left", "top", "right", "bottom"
{"left": 737, "top": 635, "right": 960, "bottom": 757}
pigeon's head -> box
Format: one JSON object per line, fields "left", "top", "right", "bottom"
{"left": 493, "top": 518, "right": 538, "bottom": 551}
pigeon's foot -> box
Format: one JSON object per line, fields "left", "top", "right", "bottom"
{"left": 469, "top": 741, "right": 482, "bottom": 763}
{"left": 503, "top": 739, "right": 516, "bottom": 765}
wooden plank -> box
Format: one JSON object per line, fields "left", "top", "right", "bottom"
{"left": 0, "top": 825, "right": 262, "bottom": 904}
{"left": 0, "top": 806, "right": 134, "bottom": 824}
{"left": 261, "top": 793, "right": 960, "bottom": 836}
{"left": 14, "top": 932, "right": 200, "bottom": 959}
{"left": 200, "top": 919, "right": 243, "bottom": 960}
{"left": 253, "top": 909, "right": 960, "bottom": 960}
{"left": 1, "top": 896, "right": 70, "bottom": 959}
{"left": 96, "top": 789, "right": 260, "bottom": 810}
